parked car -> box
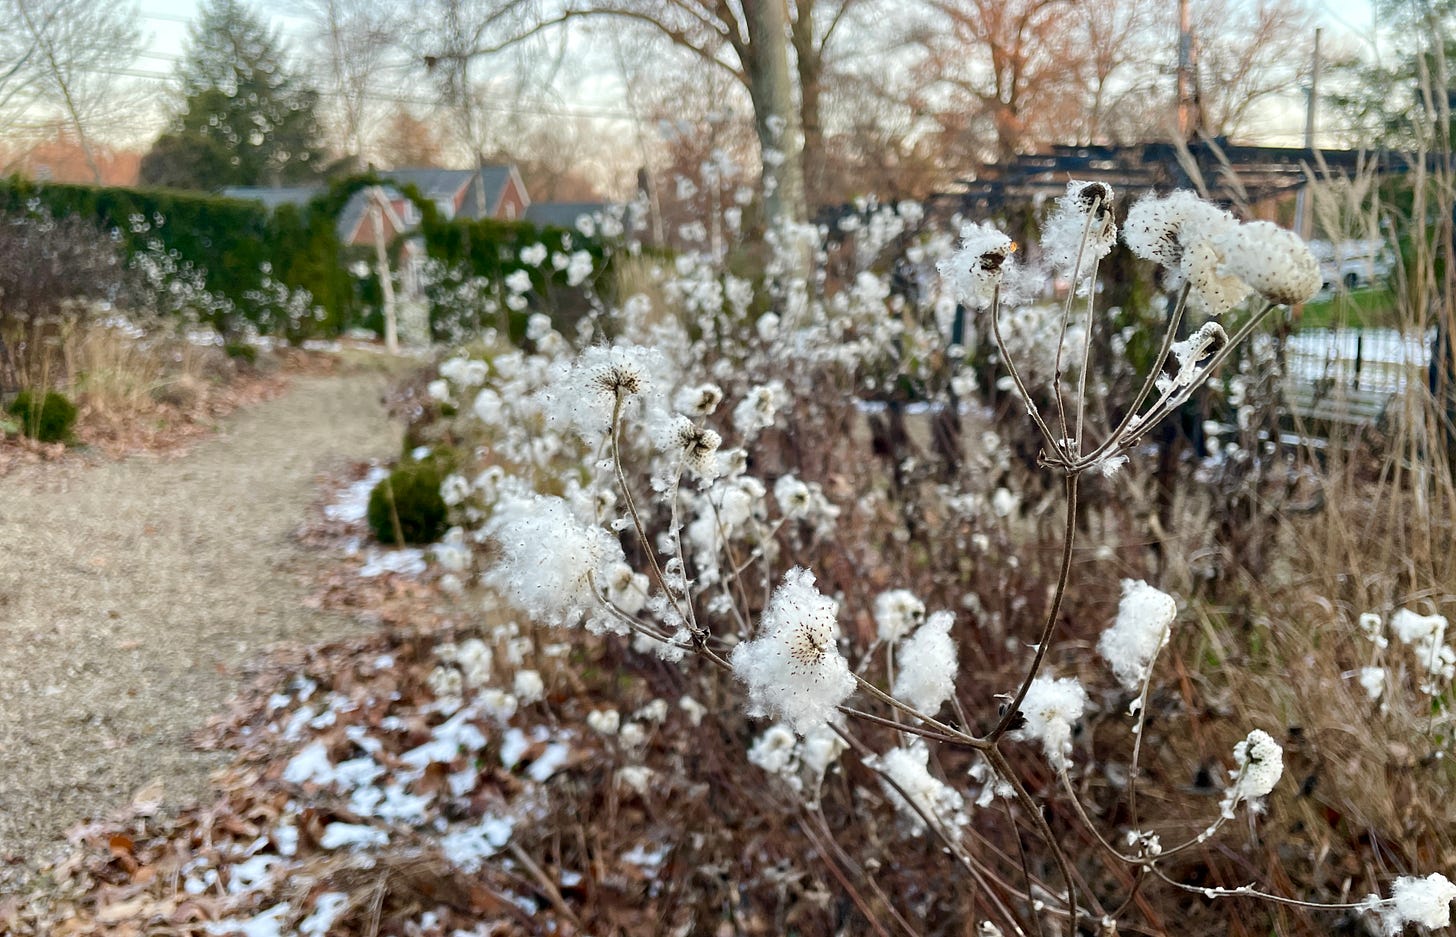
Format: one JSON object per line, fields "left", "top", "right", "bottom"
{"left": 1309, "top": 239, "right": 1395, "bottom": 293}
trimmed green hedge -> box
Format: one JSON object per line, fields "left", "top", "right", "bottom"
{"left": 0, "top": 175, "right": 355, "bottom": 338}
{"left": 0, "top": 173, "right": 621, "bottom": 342}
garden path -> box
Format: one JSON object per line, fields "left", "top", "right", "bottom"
{"left": 0, "top": 370, "right": 401, "bottom": 871}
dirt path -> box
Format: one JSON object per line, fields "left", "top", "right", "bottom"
{"left": 0, "top": 370, "right": 401, "bottom": 869}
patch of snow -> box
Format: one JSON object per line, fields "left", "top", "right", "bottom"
{"left": 226, "top": 854, "right": 280, "bottom": 894}
{"left": 324, "top": 467, "right": 390, "bottom": 523}
{"left": 282, "top": 742, "right": 335, "bottom": 786}
{"left": 527, "top": 742, "right": 571, "bottom": 782}
{"left": 319, "top": 822, "right": 389, "bottom": 850}
{"left": 499, "top": 727, "right": 530, "bottom": 769}
{"left": 621, "top": 843, "right": 669, "bottom": 869}
{"left": 440, "top": 815, "right": 514, "bottom": 872}
{"left": 359, "top": 548, "right": 428, "bottom": 578}
{"left": 204, "top": 903, "right": 292, "bottom": 937}
{"left": 299, "top": 892, "right": 349, "bottom": 937}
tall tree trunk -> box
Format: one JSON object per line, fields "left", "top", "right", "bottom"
{"left": 743, "top": 0, "right": 807, "bottom": 228}
{"left": 791, "top": 5, "right": 824, "bottom": 211}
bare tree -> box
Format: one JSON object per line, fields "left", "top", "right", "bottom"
{"left": 4, "top": 0, "right": 143, "bottom": 183}
{"left": 291, "top": 0, "right": 406, "bottom": 169}
{"left": 417, "top": 1, "right": 850, "bottom": 227}
{"left": 1187, "top": 0, "right": 1320, "bottom": 138}
{"left": 374, "top": 107, "right": 449, "bottom": 169}
{"left": 914, "top": 0, "right": 1089, "bottom": 162}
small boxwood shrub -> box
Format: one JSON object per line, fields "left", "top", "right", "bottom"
{"left": 368, "top": 459, "right": 448, "bottom": 545}
{"left": 8, "top": 389, "right": 78, "bottom": 443}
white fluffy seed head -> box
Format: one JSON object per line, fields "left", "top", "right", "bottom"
{"left": 1214, "top": 220, "right": 1321, "bottom": 306}
{"left": 730, "top": 567, "right": 855, "bottom": 733}
{"left": 1098, "top": 579, "right": 1177, "bottom": 692}
{"left": 1221, "top": 728, "right": 1284, "bottom": 816}
{"left": 1014, "top": 676, "right": 1088, "bottom": 770}
{"left": 874, "top": 589, "right": 926, "bottom": 642}
{"left": 892, "top": 611, "right": 958, "bottom": 715}
{"left": 1391, "top": 873, "right": 1456, "bottom": 930}
{"left": 1041, "top": 181, "right": 1118, "bottom": 283}
{"left": 868, "top": 742, "right": 967, "bottom": 835}
{"left": 938, "top": 221, "right": 1016, "bottom": 310}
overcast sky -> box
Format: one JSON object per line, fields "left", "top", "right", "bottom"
{"left": 131, "top": 0, "right": 1386, "bottom": 150}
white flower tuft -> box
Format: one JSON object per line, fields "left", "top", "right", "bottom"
{"left": 1361, "top": 873, "right": 1456, "bottom": 935}
{"left": 868, "top": 742, "right": 967, "bottom": 835}
{"left": 1122, "top": 191, "right": 1248, "bottom": 316}
{"left": 1014, "top": 676, "right": 1088, "bottom": 770}
{"left": 545, "top": 344, "right": 666, "bottom": 439}
{"left": 1213, "top": 220, "right": 1321, "bottom": 306}
{"left": 937, "top": 221, "right": 1016, "bottom": 310}
{"left": 673, "top": 383, "right": 724, "bottom": 417}
{"left": 1389, "top": 608, "right": 1455, "bottom": 692}
{"left": 1041, "top": 181, "right": 1117, "bottom": 284}
{"left": 730, "top": 567, "right": 855, "bottom": 733}
{"left": 748, "top": 724, "right": 799, "bottom": 775}
{"left": 1220, "top": 728, "right": 1284, "bottom": 816}
{"left": 1357, "top": 666, "right": 1386, "bottom": 701}
{"left": 481, "top": 490, "right": 625, "bottom": 630}
{"left": 874, "top": 589, "right": 926, "bottom": 643}
{"left": 1098, "top": 579, "right": 1177, "bottom": 691}
{"left": 732, "top": 381, "right": 788, "bottom": 440}
{"left": 665, "top": 415, "right": 723, "bottom": 480}
{"left": 892, "top": 611, "right": 958, "bottom": 715}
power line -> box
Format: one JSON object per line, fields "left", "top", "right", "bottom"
{"left": 40, "top": 59, "right": 641, "bottom": 122}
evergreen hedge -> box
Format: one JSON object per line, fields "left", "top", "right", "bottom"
{"left": 0, "top": 173, "right": 615, "bottom": 342}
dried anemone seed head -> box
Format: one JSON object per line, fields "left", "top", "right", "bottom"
{"left": 977, "top": 239, "right": 1015, "bottom": 273}
{"left": 591, "top": 361, "right": 645, "bottom": 398}
{"left": 784, "top": 615, "right": 834, "bottom": 675}
{"left": 1075, "top": 181, "right": 1114, "bottom": 214}
{"left": 673, "top": 418, "right": 722, "bottom": 476}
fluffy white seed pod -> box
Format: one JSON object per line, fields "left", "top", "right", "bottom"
{"left": 1213, "top": 220, "right": 1321, "bottom": 306}
{"left": 1221, "top": 728, "right": 1284, "bottom": 816}
{"left": 1098, "top": 579, "right": 1177, "bottom": 692}
{"left": 1014, "top": 676, "right": 1088, "bottom": 770}
{"left": 730, "top": 568, "right": 855, "bottom": 733}
{"left": 892, "top": 611, "right": 958, "bottom": 715}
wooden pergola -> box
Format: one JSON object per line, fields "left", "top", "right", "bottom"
{"left": 933, "top": 137, "right": 1419, "bottom": 213}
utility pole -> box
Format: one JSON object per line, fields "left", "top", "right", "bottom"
{"left": 1176, "top": 0, "right": 1201, "bottom": 140}
{"left": 1294, "top": 28, "right": 1322, "bottom": 241}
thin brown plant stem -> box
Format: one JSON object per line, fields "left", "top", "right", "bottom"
{"left": 1075, "top": 299, "right": 1278, "bottom": 473}
{"left": 852, "top": 672, "right": 984, "bottom": 747}
{"left": 991, "top": 284, "right": 1064, "bottom": 458}
{"left": 797, "top": 805, "right": 907, "bottom": 937}
{"left": 796, "top": 809, "right": 897, "bottom": 937}
{"left": 1108, "top": 867, "right": 1150, "bottom": 922}
{"left": 1074, "top": 284, "right": 1190, "bottom": 468}
{"left": 1125, "top": 632, "right": 1165, "bottom": 832}
{"left": 839, "top": 706, "right": 964, "bottom": 744}
{"left": 984, "top": 744, "right": 1093, "bottom": 929}
{"left": 610, "top": 395, "right": 689, "bottom": 626}
{"left": 1056, "top": 768, "right": 1134, "bottom": 864}
{"left": 831, "top": 724, "right": 1033, "bottom": 936}
{"left": 1145, "top": 865, "right": 1372, "bottom": 911}
{"left": 808, "top": 805, "right": 922, "bottom": 937}
{"left": 988, "top": 472, "right": 1080, "bottom": 741}
{"left": 1002, "top": 795, "right": 1048, "bottom": 937}
{"left": 662, "top": 458, "right": 703, "bottom": 637}
{"left": 508, "top": 842, "right": 585, "bottom": 931}
{"left": 1053, "top": 205, "right": 1100, "bottom": 447}
{"left": 1074, "top": 252, "right": 1105, "bottom": 453}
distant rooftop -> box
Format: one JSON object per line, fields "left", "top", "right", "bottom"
{"left": 524, "top": 201, "right": 610, "bottom": 230}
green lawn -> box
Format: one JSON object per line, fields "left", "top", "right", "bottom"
{"left": 1297, "top": 287, "right": 1401, "bottom": 330}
